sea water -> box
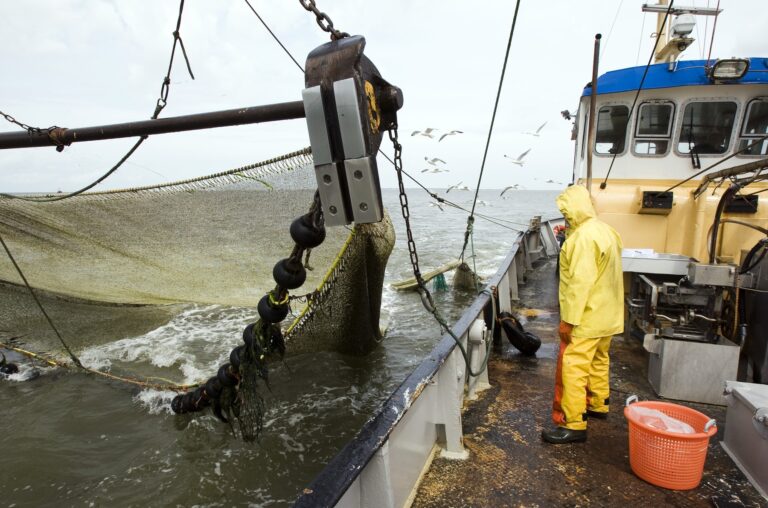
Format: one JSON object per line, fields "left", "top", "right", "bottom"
{"left": 0, "top": 188, "right": 558, "bottom": 506}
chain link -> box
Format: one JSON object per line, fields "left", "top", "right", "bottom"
{"left": 389, "top": 126, "right": 439, "bottom": 314}
{"left": 298, "top": 0, "right": 349, "bottom": 41}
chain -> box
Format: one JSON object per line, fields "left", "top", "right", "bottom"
{"left": 1, "top": 110, "right": 65, "bottom": 151}
{"left": 389, "top": 126, "right": 438, "bottom": 314}
{"left": 298, "top": 0, "right": 349, "bottom": 41}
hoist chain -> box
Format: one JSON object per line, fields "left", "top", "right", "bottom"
{"left": 298, "top": 0, "right": 350, "bottom": 41}
{"left": 389, "top": 126, "right": 437, "bottom": 314}
{"left": 0, "top": 110, "right": 64, "bottom": 151}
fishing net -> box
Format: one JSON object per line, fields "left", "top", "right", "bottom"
{"left": 0, "top": 147, "right": 396, "bottom": 439}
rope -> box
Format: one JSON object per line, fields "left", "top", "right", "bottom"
{"left": 460, "top": 0, "right": 523, "bottom": 261}
{"left": 600, "top": 0, "right": 674, "bottom": 190}
{"left": 2, "top": 0, "right": 195, "bottom": 203}
{"left": 0, "top": 342, "right": 197, "bottom": 392}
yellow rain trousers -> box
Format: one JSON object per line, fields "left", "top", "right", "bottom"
{"left": 552, "top": 185, "right": 624, "bottom": 430}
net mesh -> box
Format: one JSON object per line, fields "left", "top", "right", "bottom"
{"left": 0, "top": 146, "right": 395, "bottom": 364}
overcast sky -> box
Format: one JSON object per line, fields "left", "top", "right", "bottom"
{"left": 1, "top": 0, "right": 767, "bottom": 192}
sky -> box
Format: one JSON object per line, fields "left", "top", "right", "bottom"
{"left": 1, "top": 0, "right": 767, "bottom": 193}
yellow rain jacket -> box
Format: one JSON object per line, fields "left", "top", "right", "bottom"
{"left": 556, "top": 186, "right": 624, "bottom": 339}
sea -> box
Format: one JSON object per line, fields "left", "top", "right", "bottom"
{"left": 0, "top": 188, "right": 559, "bottom": 507}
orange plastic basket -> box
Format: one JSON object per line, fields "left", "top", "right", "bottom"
{"left": 624, "top": 396, "right": 717, "bottom": 490}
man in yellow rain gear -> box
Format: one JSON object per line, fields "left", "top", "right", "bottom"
{"left": 542, "top": 185, "right": 624, "bottom": 444}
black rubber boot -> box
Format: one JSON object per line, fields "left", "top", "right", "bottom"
{"left": 541, "top": 426, "right": 587, "bottom": 444}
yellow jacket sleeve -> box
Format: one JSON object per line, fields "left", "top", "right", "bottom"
{"left": 559, "top": 234, "right": 598, "bottom": 326}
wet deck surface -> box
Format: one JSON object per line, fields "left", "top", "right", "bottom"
{"left": 413, "top": 259, "right": 766, "bottom": 508}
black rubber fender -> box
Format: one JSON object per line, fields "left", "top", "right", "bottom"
{"left": 229, "top": 345, "right": 245, "bottom": 370}
{"left": 257, "top": 294, "right": 289, "bottom": 323}
{"left": 0, "top": 363, "right": 19, "bottom": 375}
{"left": 204, "top": 376, "right": 223, "bottom": 398}
{"left": 499, "top": 311, "right": 541, "bottom": 356}
{"left": 171, "top": 394, "right": 185, "bottom": 414}
{"left": 273, "top": 258, "right": 307, "bottom": 289}
{"left": 192, "top": 387, "right": 210, "bottom": 410}
{"left": 180, "top": 392, "right": 197, "bottom": 412}
{"left": 290, "top": 214, "right": 326, "bottom": 249}
{"left": 217, "top": 363, "right": 238, "bottom": 387}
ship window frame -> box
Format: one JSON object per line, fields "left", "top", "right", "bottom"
{"left": 632, "top": 100, "right": 675, "bottom": 157}
{"left": 594, "top": 102, "right": 630, "bottom": 157}
{"left": 673, "top": 98, "right": 739, "bottom": 158}
{"left": 736, "top": 97, "right": 768, "bottom": 158}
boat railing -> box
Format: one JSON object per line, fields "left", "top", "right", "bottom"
{"left": 293, "top": 217, "right": 562, "bottom": 508}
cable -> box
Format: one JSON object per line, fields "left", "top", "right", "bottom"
{"left": 2, "top": 0, "right": 194, "bottom": 202}
{"left": 600, "top": 0, "right": 674, "bottom": 189}
{"left": 460, "top": 0, "right": 523, "bottom": 260}
{"left": 244, "top": 0, "right": 305, "bottom": 73}
{"left": 0, "top": 232, "right": 83, "bottom": 368}
{"left": 600, "top": 0, "right": 626, "bottom": 60}
{"left": 635, "top": 12, "right": 647, "bottom": 66}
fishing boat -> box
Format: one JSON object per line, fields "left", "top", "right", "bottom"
{"left": 1, "top": 2, "right": 767, "bottom": 506}
{"left": 294, "top": 3, "right": 768, "bottom": 506}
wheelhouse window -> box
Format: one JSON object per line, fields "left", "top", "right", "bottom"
{"left": 595, "top": 105, "right": 629, "bottom": 155}
{"left": 677, "top": 101, "right": 737, "bottom": 155}
{"left": 634, "top": 101, "right": 674, "bottom": 155}
{"left": 738, "top": 98, "right": 768, "bottom": 156}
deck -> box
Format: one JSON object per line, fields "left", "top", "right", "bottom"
{"left": 412, "top": 259, "right": 765, "bottom": 508}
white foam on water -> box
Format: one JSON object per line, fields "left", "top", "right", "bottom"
{"left": 79, "top": 304, "right": 256, "bottom": 385}
{"left": 134, "top": 389, "right": 178, "bottom": 415}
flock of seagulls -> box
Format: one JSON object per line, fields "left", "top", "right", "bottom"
{"left": 411, "top": 128, "right": 464, "bottom": 142}
{"left": 413, "top": 121, "right": 564, "bottom": 210}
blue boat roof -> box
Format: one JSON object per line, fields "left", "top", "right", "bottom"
{"left": 582, "top": 57, "right": 768, "bottom": 96}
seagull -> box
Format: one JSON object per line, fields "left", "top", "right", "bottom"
{"left": 424, "top": 157, "right": 447, "bottom": 166}
{"left": 504, "top": 149, "right": 531, "bottom": 166}
{"left": 411, "top": 128, "right": 438, "bottom": 138}
{"left": 476, "top": 200, "right": 489, "bottom": 206}
{"left": 524, "top": 122, "right": 547, "bottom": 137}
{"left": 446, "top": 181, "right": 463, "bottom": 193}
{"left": 428, "top": 201, "right": 444, "bottom": 212}
{"left": 500, "top": 184, "right": 520, "bottom": 197}
{"left": 421, "top": 167, "right": 449, "bottom": 173}
{"left": 439, "top": 130, "right": 463, "bottom": 142}
{"left": 546, "top": 179, "right": 565, "bottom": 185}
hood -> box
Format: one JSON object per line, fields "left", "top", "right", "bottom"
{"left": 556, "top": 185, "right": 596, "bottom": 228}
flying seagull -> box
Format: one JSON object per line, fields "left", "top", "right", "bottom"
{"left": 524, "top": 122, "right": 547, "bottom": 137}
{"left": 500, "top": 184, "right": 520, "bottom": 197}
{"left": 504, "top": 148, "right": 531, "bottom": 166}
{"left": 439, "top": 130, "right": 463, "bottom": 142}
{"left": 428, "top": 201, "right": 444, "bottom": 212}
{"left": 446, "top": 181, "right": 463, "bottom": 193}
{"left": 424, "top": 156, "right": 447, "bottom": 166}
{"left": 421, "top": 167, "right": 449, "bottom": 173}
{"left": 411, "top": 128, "right": 438, "bottom": 138}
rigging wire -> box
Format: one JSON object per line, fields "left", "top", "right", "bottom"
{"left": 244, "top": 0, "right": 305, "bottom": 73}
{"left": 241, "top": 7, "right": 529, "bottom": 235}
{"left": 635, "top": 12, "right": 647, "bottom": 66}
{"left": 702, "top": 0, "right": 711, "bottom": 59}
{"left": 600, "top": 0, "right": 675, "bottom": 190}
{"left": 0, "top": 232, "right": 83, "bottom": 369}
{"left": 0, "top": 0, "right": 195, "bottom": 203}
{"left": 601, "top": 0, "right": 626, "bottom": 60}
{"left": 460, "top": 0, "right": 523, "bottom": 261}
{"left": 0, "top": 1, "right": 201, "bottom": 392}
